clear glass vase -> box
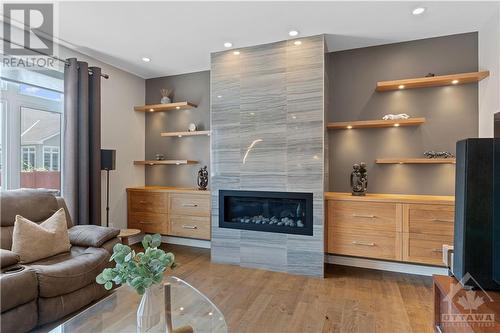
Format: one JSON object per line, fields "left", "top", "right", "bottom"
{"left": 137, "top": 285, "right": 162, "bottom": 333}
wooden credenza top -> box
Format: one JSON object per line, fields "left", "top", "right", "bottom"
{"left": 325, "top": 192, "right": 454, "bottom": 205}
{"left": 127, "top": 186, "right": 210, "bottom": 195}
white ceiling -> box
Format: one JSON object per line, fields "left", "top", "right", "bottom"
{"left": 56, "top": 1, "right": 500, "bottom": 79}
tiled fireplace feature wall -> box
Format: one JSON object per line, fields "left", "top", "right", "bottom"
{"left": 210, "top": 35, "right": 326, "bottom": 277}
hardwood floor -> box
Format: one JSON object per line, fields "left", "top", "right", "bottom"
{"left": 160, "top": 244, "right": 434, "bottom": 333}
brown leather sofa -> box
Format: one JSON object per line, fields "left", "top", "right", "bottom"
{"left": 0, "top": 189, "right": 120, "bottom": 333}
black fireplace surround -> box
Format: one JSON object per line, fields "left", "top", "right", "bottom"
{"left": 219, "top": 190, "right": 313, "bottom": 236}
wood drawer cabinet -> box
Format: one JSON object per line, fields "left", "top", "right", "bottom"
{"left": 325, "top": 193, "right": 455, "bottom": 267}
{"left": 169, "top": 215, "right": 210, "bottom": 240}
{"left": 127, "top": 187, "right": 211, "bottom": 241}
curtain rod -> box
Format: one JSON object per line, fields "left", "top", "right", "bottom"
{"left": 2, "top": 37, "right": 109, "bottom": 79}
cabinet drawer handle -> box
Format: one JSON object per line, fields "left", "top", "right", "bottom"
{"left": 352, "top": 214, "right": 376, "bottom": 219}
{"left": 139, "top": 221, "right": 155, "bottom": 225}
{"left": 182, "top": 203, "right": 198, "bottom": 207}
{"left": 182, "top": 225, "right": 198, "bottom": 229}
{"left": 352, "top": 241, "right": 375, "bottom": 246}
{"left": 432, "top": 219, "right": 453, "bottom": 223}
{"left": 431, "top": 248, "right": 443, "bottom": 253}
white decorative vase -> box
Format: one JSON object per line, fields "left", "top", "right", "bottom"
{"left": 137, "top": 286, "right": 161, "bottom": 333}
{"left": 160, "top": 96, "right": 171, "bottom": 104}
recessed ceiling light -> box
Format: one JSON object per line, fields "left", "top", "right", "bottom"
{"left": 294, "top": 40, "right": 302, "bottom": 46}
{"left": 288, "top": 30, "right": 299, "bottom": 37}
{"left": 452, "top": 79, "right": 459, "bottom": 84}
{"left": 394, "top": 123, "right": 400, "bottom": 127}
{"left": 233, "top": 51, "right": 240, "bottom": 55}
{"left": 175, "top": 106, "right": 180, "bottom": 110}
{"left": 224, "top": 42, "right": 233, "bottom": 48}
{"left": 149, "top": 108, "right": 154, "bottom": 112}
{"left": 141, "top": 57, "right": 151, "bottom": 62}
{"left": 412, "top": 7, "right": 426, "bottom": 15}
{"left": 217, "top": 95, "right": 222, "bottom": 98}
{"left": 347, "top": 125, "right": 353, "bottom": 129}
{"left": 398, "top": 85, "right": 405, "bottom": 89}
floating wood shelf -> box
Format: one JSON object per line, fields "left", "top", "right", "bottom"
{"left": 134, "top": 160, "right": 198, "bottom": 166}
{"left": 375, "top": 158, "right": 456, "bottom": 164}
{"left": 160, "top": 130, "right": 210, "bottom": 137}
{"left": 327, "top": 118, "right": 425, "bottom": 129}
{"left": 134, "top": 101, "right": 197, "bottom": 112}
{"left": 376, "top": 71, "right": 489, "bottom": 91}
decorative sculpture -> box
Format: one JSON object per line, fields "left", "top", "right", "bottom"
{"left": 155, "top": 154, "right": 165, "bottom": 161}
{"left": 197, "top": 166, "right": 208, "bottom": 190}
{"left": 188, "top": 123, "right": 197, "bottom": 132}
{"left": 382, "top": 113, "right": 411, "bottom": 120}
{"left": 424, "top": 151, "right": 455, "bottom": 159}
{"left": 350, "top": 162, "right": 368, "bottom": 196}
{"left": 160, "top": 88, "right": 172, "bottom": 104}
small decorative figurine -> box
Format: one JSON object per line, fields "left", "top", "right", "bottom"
{"left": 188, "top": 123, "right": 197, "bottom": 132}
{"left": 155, "top": 154, "right": 165, "bottom": 161}
{"left": 382, "top": 113, "right": 411, "bottom": 120}
{"left": 350, "top": 162, "right": 368, "bottom": 196}
{"left": 424, "top": 151, "right": 455, "bottom": 159}
{"left": 197, "top": 166, "right": 208, "bottom": 190}
{"left": 160, "top": 88, "right": 172, "bottom": 104}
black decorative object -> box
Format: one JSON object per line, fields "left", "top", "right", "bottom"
{"left": 424, "top": 151, "right": 455, "bottom": 158}
{"left": 197, "top": 166, "right": 208, "bottom": 190}
{"left": 350, "top": 162, "right": 368, "bottom": 196}
{"left": 101, "top": 149, "right": 116, "bottom": 227}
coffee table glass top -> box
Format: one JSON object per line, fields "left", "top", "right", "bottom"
{"left": 49, "top": 276, "right": 227, "bottom": 333}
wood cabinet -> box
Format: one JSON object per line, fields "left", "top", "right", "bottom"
{"left": 127, "top": 187, "right": 211, "bottom": 240}
{"left": 325, "top": 192, "right": 454, "bottom": 266}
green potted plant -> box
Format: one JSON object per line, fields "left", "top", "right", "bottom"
{"left": 96, "top": 234, "right": 175, "bottom": 331}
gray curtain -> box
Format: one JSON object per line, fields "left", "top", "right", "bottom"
{"left": 63, "top": 58, "right": 101, "bottom": 225}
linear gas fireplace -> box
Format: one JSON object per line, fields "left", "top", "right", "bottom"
{"left": 219, "top": 190, "right": 313, "bottom": 236}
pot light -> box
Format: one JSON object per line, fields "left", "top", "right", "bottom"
{"left": 233, "top": 51, "right": 240, "bottom": 55}
{"left": 394, "top": 123, "right": 400, "bottom": 127}
{"left": 398, "top": 85, "right": 405, "bottom": 89}
{"left": 175, "top": 106, "right": 180, "bottom": 110}
{"left": 224, "top": 42, "right": 232, "bottom": 48}
{"left": 452, "top": 79, "right": 459, "bottom": 84}
{"left": 149, "top": 108, "right": 154, "bottom": 112}
{"left": 141, "top": 57, "right": 151, "bottom": 62}
{"left": 412, "top": 7, "right": 426, "bottom": 15}
{"left": 347, "top": 125, "right": 353, "bottom": 129}
{"left": 294, "top": 40, "right": 302, "bottom": 46}
{"left": 288, "top": 30, "right": 299, "bottom": 37}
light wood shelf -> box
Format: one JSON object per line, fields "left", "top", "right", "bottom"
{"left": 134, "top": 160, "right": 198, "bottom": 166}
{"left": 376, "top": 71, "right": 489, "bottom": 91}
{"left": 375, "top": 158, "right": 456, "bottom": 164}
{"left": 160, "top": 130, "right": 210, "bottom": 137}
{"left": 327, "top": 118, "right": 425, "bottom": 129}
{"left": 134, "top": 101, "right": 197, "bottom": 112}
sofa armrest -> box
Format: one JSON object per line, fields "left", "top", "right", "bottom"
{"left": 68, "top": 225, "right": 120, "bottom": 248}
{"left": 1, "top": 249, "right": 20, "bottom": 269}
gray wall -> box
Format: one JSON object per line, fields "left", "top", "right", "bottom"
{"left": 327, "top": 32, "right": 478, "bottom": 196}
{"left": 145, "top": 71, "right": 210, "bottom": 187}
{"left": 210, "top": 35, "right": 325, "bottom": 277}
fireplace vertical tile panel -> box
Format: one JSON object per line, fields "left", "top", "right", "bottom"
{"left": 210, "top": 35, "right": 325, "bottom": 277}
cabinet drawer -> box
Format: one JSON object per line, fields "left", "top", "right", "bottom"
{"left": 406, "top": 204, "right": 454, "bottom": 236}
{"left": 169, "top": 215, "right": 210, "bottom": 240}
{"left": 329, "top": 200, "right": 398, "bottom": 233}
{"left": 327, "top": 230, "right": 400, "bottom": 261}
{"left": 170, "top": 194, "right": 210, "bottom": 217}
{"left": 128, "top": 212, "right": 168, "bottom": 235}
{"left": 129, "top": 192, "right": 168, "bottom": 214}
{"left": 404, "top": 233, "right": 454, "bottom": 266}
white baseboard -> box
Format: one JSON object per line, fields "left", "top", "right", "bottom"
{"left": 325, "top": 254, "right": 448, "bottom": 276}
{"left": 160, "top": 236, "right": 211, "bottom": 249}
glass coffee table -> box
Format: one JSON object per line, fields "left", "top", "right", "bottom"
{"left": 49, "top": 276, "right": 227, "bottom": 333}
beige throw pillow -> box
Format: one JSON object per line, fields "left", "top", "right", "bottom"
{"left": 12, "top": 208, "right": 71, "bottom": 263}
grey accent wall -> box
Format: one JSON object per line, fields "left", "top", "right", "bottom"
{"left": 210, "top": 35, "right": 325, "bottom": 277}
{"left": 145, "top": 71, "right": 210, "bottom": 187}
{"left": 328, "top": 33, "right": 478, "bottom": 195}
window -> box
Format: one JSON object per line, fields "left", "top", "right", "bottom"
{"left": 43, "top": 146, "right": 59, "bottom": 171}
{"left": 0, "top": 70, "right": 63, "bottom": 191}
{"left": 21, "top": 146, "right": 36, "bottom": 171}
